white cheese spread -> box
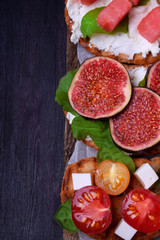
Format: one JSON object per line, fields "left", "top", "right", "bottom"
{"left": 66, "top": 0, "right": 160, "bottom": 59}
{"left": 127, "top": 66, "right": 147, "bottom": 86}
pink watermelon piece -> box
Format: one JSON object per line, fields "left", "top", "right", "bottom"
{"left": 129, "top": 0, "right": 140, "bottom": 6}
{"left": 137, "top": 7, "right": 160, "bottom": 43}
{"left": 80, "top": 0, "right": 98, "bottom": 5}
{"left": 97, "top": 0, "right": 132, "bottom": 32}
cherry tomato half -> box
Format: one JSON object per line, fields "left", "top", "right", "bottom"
{"left": 121, "top": 188, "right": 160, "bottom": 233}
{"left": 95, "top": 160, "right": 130, "bottom": 195}
{"left": 71, "top": 186, "right": 112, "bottom": 235}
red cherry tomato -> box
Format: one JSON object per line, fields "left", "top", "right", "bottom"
{"left": 121, "top": 188, "right": 160, "bottom": 233}
{"left": 71, "top": 186, "right": 112, "bottom": 234}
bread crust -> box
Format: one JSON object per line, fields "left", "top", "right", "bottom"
{"left": 61, "top": 157, "right": 160, "bottom": 240}
{"left": 65, "top": 2, "right": 160, "bottom": 65}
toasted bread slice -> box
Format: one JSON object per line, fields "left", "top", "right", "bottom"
{"left": 61, "top": 157, "right": 160, "bottom": 239}
{"left": 61, "top": 157, "right": 97, "bottom": 202}
{"left": 65, "top": 0, "right": 160, "bottom": 65}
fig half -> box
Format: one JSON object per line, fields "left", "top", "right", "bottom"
{"left": 68, "top": 57, "right": 132, "bottom": 119}
{"left": 110, "top": 87, "right": 160, "bottom": 153}
{"left": 146, "top": 60, "right": 160, "bottom": 95}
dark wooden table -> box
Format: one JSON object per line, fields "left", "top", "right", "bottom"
{"left": 0, "top": 0, "right": 66, "bottom": 239}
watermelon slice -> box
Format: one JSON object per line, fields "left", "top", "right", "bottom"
{"left": 97, "top": 0, "right": 132, "bottom": 32}
{"left": 137, "top": 7, "right": 160, "bottom": 43}
{"left": 129, "top": 0, "right": 140, "bottom": 6}
{"left": 80, "top": 0, "right": 98, "bottom": 5}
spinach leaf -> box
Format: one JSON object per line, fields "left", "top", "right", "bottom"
{"left": 54, "top": 199, "right": 79, "bottom": 232}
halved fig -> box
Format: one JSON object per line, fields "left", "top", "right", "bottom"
{"left": 68, "top": 57, "right": 132, "bottom": 119}
{"left": 146, "top": 60, "right": 160, "bottom": 95}
{"left": 110, "top": 87, "right": 160, "bottom": 152}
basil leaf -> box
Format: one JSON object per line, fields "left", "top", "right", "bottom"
{"left": 138, "top": 0, "right": 150, "bottom": 5}
{"left": 72, "top": 116, "right": 109, "bottom": 148}
{"left": 55, "top": 69, "right": 79, "bottom": 116}
{"left": 71, "top": 116, "right": 135, "bottom": 174}
{"left": 81, "top": 7, "right": 128, "bottom": 39}
{"left": 138, "top": 75, "right": 146, "bottom": 87}
{"left": 97, "top": 141, "right": 135, "bottom": 174}
{"left": 54, "top": 199, "right": 79, "bottom": 232}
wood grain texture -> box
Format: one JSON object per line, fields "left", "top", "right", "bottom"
{"left": 63, "top": 30, "right": 79, "bottom": 240}
{"left": 0, "top": 0, "right": 66, "bottom": 239}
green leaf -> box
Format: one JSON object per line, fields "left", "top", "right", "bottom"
{"left": 138, "top": 0, "right": 150, "bottom": 5}
{"left": 71, "top": 116, "right": 135, "bottom": 174}
{"left": 138, "top": 74, "right": 146, "bottom": 87}
{"left": 71, "top": 116, "right": 109, "bottom": 148}
{"left": 54, "top": 199, "right": 80, "bottom": 232}
{"left": 97, "top": 141, "right": 135, "bottom": 174}
{"left": 80, "top": 7, "right": 129, "bottom": 39}
{"left": 55, "top": 69, "right": 79, "bottom": 116}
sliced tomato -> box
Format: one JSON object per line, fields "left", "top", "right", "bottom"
{"left": 71, "top": 186, "right": 112, "bottom": 234}
{"left": 122, "top": 188, "right": 160, "bottom": 233}
{"left": 95, "top": 160, "right": 130, "bottom": 195}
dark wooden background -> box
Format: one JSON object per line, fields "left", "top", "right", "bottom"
{"left": 0, "top": 0, "right": 66, "bottom": 239}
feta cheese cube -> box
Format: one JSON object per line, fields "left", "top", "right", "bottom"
{"left": 72, "top": 173, "right": 92, "bottom": 190}
{"left": 115, "top": 218, "right": 137, "bottom": 240}
{"left": 134, "top": 163, "right": 159, "bottom": 189}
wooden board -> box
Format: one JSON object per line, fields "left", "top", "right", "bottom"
{"left": 63, "top": 30, "right": 79, "bottom": 240}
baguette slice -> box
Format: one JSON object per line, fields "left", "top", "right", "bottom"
{"left": 61, "top": 157, "right": 160, "bottom": 239}
{"left": 65, "top": 0, "right": 160, "bottom": 65}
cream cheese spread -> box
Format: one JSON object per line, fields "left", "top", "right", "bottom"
{"left": 66, "top": 0, "right": 160, "bottom": 59}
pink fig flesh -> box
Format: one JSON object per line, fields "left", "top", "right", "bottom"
{"left": 110, "top": 87, "right": 160, "bottom": 152}
{"left": 146, "top": 60, "right": 160, "bottom": 95}
{"left": 68, "top": 57, "right": 132, "bottom": 119}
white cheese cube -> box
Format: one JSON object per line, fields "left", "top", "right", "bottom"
{"left": 115, "top": 218, "right": 137, "bottom": 240}
{"left": 72, "top": 173, "right": 92, "bottom": 190}
{"left": 134, "top": 163, "right": 159, "bottom": 189}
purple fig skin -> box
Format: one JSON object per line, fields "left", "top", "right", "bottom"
{"left": 68, "top": 56, "right": 132, "bottom": 119}
{"left": 146, "top": 60, "right": 160, "bottom": 96}
{"left": 109, "top": 87, "right": 160, "bottom": 154}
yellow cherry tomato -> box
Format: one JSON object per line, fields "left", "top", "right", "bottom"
{"left": 95, "top": 160, "right": 130, "bottom": 195}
